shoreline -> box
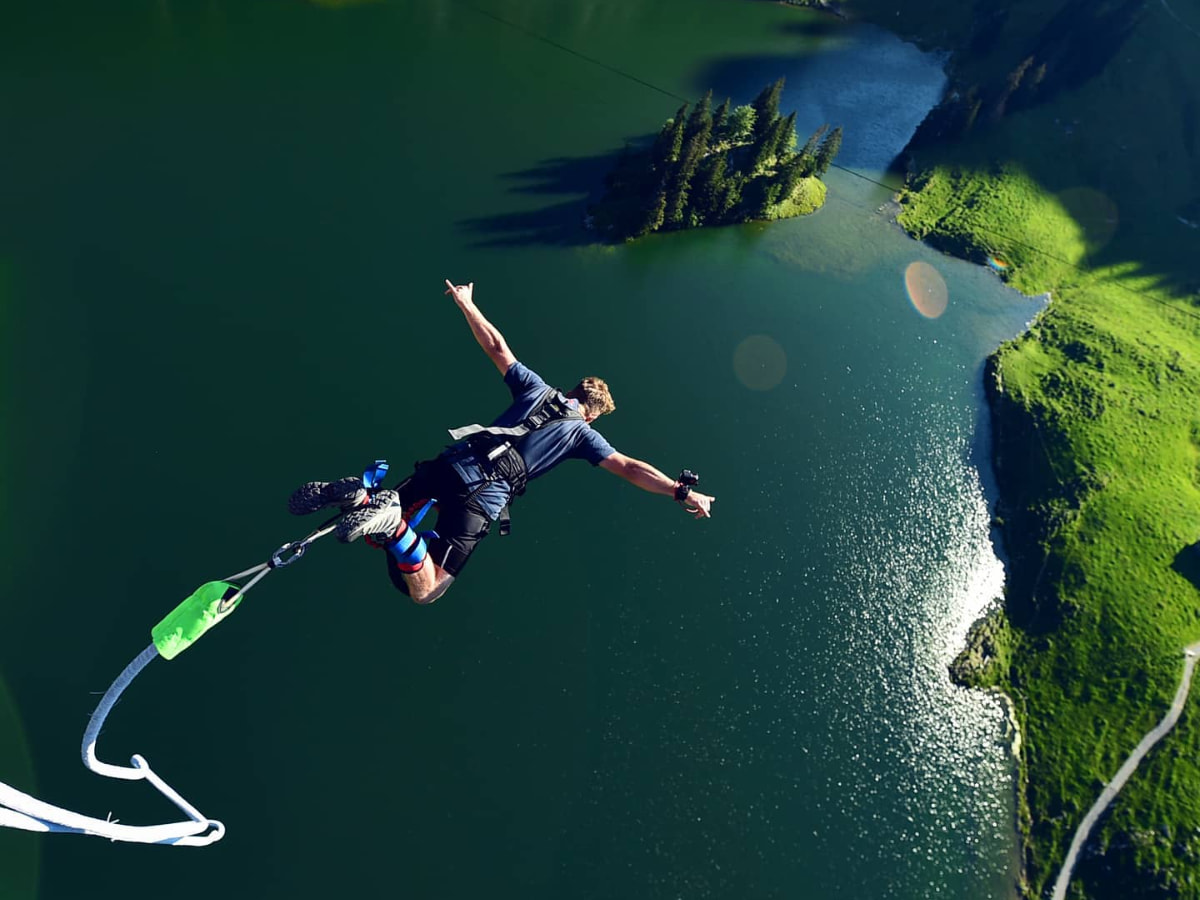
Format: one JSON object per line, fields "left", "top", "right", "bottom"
{"left": 853, "top": 1, "right": 1200, "bottom": 894}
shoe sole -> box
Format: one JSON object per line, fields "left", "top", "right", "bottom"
{"left": 288, "top": 477, "right": 366, "bottom": 516}
{"left": 336, "top": 490, "right": 406, "bottom": 543}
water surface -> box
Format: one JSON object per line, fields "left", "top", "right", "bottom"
{"left": 0, "top": 2, "right": 1036, "bottom": 897}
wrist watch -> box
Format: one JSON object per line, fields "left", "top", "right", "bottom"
{"left": 674, "top": 469, "right": 698, "bottom": 502}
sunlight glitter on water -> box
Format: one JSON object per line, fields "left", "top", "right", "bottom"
{"left": 799, "top": 401, "right": 1019, "bottom": 898}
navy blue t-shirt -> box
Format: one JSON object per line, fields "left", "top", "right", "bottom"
{"left": 444, "top": 361, "right": 616, "bottom": 519}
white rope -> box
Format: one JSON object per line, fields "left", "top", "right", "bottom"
{"left": 81, "top": 644, "right": 159, "bottom": 780}
{"left": 0, "top": 520, "right": 339, "bottom": 847}
{"left": 0, "top": 644, "right": 224, "bottom": 846}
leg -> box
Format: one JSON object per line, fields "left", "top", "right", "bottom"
{"left": 349, "top": 461, "right": 491, "bottom": 603}
{"left": 398, "top": 560, "right": 455, "bottom": 604}
{"left": 385, "top": 501, "right": 489, "bottom": 603}
{"left": 381, "top": 535, "right": 456, "bottom": 603}
{"left": 292, "top": 464, "right": 464, "bottom": 604}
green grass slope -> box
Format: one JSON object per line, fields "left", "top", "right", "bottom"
{"left": 842, "top": 0, "right": 1200, "bottom": 895}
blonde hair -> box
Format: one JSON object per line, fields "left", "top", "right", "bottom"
{"left": 569, "top": 376, "right": 615, "bottom": 418}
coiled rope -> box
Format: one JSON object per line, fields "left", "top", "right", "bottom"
{"left": 0, "top": 519, "right": 338, "bottom": 845}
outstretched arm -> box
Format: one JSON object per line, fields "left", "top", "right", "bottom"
{"left": 599, "top": 452, "right": 714, "bottom": 519}
{"left": 444, "top": 279, "right": 517, "bottom": 376}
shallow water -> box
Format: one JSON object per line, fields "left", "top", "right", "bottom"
{"left": 0, "top": 2, "right": 1037, "bottom": 897}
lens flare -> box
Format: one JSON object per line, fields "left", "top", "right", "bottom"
{"left": 733, "top": 334, "right": 787, "bottom": 391}
{"left": 904, "top": 261, "right": 949, "bottom": 318}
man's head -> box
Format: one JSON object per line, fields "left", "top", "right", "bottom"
{"left": 568, "top": 376, "right": 615, "bottom": 423}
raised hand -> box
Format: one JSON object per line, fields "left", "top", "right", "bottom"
{"left": 444, "top": 279, "right": 474, "bottom": 307}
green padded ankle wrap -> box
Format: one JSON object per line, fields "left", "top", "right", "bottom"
{"left": 152, "top": 581, "right": 243, "bottom": 660}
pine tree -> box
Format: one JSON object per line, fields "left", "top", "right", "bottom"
{"left": 796, "top": 124, "right": 828, "bottom": 176}
{"left": 761, "top": 180, "right": 784, "bottom": 217}
{"left": 664, "top": 132, "right": 706, "bottom": 226}
{"left": 774, "top": 111, "right": 798, "bottom": 159}
{"left": 814, "top": 125, "right": 843, "bottom": 176}
{"left": 651, "top": 104, "right": 689, "bottom": 169}
{"left": 777, "top": 152, "right": 807, "bottom": 200}
{"left": 715, "top": 172, "right": 746, "bottom": 223}
{"left": 667, "top": 109, "right": 688, "bottom": 165}
{"left": 751, "top": 77, "right": 785, "bottom": 141}
{"left": 711, "top": 98, "right": 731, "bottom": 143}
{"left": 749, "top": 114, "right": 788, "bottom": 174}
{"left": 690, "top": 154, "right": 727, "bottom": 223}
{"left": 684, "top": 90, "right": 713, "bottom": 146}
{"left": 650, "top": 115, "right": 674, "bottom": 169}
{"left": 635, "top": 188, "right": 667, "bottom": 238}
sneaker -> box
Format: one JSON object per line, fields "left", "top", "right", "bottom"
{"left": 336, "top": 489, "right": 407, "bottom": 543}
{"left": 288, "top": 476, "right": 368, "bottom": 516}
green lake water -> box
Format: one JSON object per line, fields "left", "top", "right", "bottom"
{"left": 1, "top": 1, "right": 1041, "bottom": 897}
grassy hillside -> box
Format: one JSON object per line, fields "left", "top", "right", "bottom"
{"left": 842, "top": 0, "right": 1200, "bottom": 896}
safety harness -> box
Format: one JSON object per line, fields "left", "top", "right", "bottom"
{"left": 447, "top": 387, "right": 583, "bottom": 534}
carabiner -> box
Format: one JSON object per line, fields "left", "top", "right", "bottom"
{"left": 270, "top": 541, "right": 308, "bottom": 568}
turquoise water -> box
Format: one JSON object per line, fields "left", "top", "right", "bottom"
{"left": 0, "top": 2, "right": 1037, "bottom": 897}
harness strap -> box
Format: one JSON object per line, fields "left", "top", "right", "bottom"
{"left": 448, "top": 422, "right": 530, "bottom": 441}
{"left": 447, "top": 387, "right": 583, "bottom": 443}
{"left": 447, "top": 388, "right": 584, "bottom": 536}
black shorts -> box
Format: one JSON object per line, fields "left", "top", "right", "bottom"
{"left": 383, "top": 458, "right": 494, "bottom": 594}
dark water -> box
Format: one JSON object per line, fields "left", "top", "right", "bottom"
{"left": 1, "top": 2, "right": 1037, "bottom": 897}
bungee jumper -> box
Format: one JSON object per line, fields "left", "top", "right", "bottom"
{"left": 0, "top": 277, "right": 713, "bottom": 846}
{"left": 288, "top": 279, "right": 716, "bottom": 605}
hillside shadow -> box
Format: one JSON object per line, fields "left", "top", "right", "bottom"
{"left": 458, "top": 147, "right": 631, "bottom": 248}
{"left": 1173, "top": 542, "right": 1200, "bottom": 594}
{"left": 894, "top": 0, "right": 1200, "bottom": 300}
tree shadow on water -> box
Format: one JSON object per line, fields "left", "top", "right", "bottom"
{"left": 776, "top": 18, "right": 848, "bottom": 40}
{"left": 458, "top": 146, "right": 632, "bottom": 248}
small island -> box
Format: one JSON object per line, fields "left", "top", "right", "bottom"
{"left": 589, "top": 78, "right": 842, "bottom": 241}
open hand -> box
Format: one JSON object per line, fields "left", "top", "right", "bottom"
{"left": 444, "top": 279, "right": 474, "bottom": 307}
{"left": 683, "top": 491, "right": 714, "bottom": 519}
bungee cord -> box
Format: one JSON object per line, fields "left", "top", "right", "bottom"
{"left": 0, "top": 511, "right": 345, "bottom": 846}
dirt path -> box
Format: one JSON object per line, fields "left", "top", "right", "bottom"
{"left": 1050, "top": 643, "right": 1200, "bottom": 900}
